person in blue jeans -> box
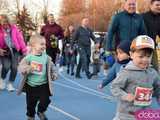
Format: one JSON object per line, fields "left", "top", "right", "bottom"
{"left": 98, "top": 41, "right": 131, "bottom": 89}
{"left": 63, "top": 25, "right": 77, "bottom": 75}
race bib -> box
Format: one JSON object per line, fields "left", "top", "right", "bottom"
{"left": 134, "top": 87, "right": 153, "bottom": 107}
{"left": 31, "top": 61, "right": 43, "bottom": 75}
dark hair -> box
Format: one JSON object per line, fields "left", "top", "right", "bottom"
{"left": 47, "top": 13, "right": 54, "bottom": 17}
{"left": 64, "top": 25, "right": 74, "bottom": 37}
{"left": 117, "top": 41, "right": 131, "bottom": 55}
{"left": 151, "top": 0, "right": 160, "bottom": 4}
{"left": 130, "top": 48, "right": 153, "bottom": 56}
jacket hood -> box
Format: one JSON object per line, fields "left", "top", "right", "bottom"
{"left": 124, "top": 61, "right": 148, "bottom": 71}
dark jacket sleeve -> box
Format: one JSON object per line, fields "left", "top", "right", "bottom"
{"left": 107, "top": 15, "right": 119, "bottom": 51}
{"left": 72, "top": 28, "right": 79, "bottom": 43}
{"left": 139, "top": 16, "right": 147, "bottom": 35}
{"left": 89, "top": 29, "right": 96, "bottom": 43}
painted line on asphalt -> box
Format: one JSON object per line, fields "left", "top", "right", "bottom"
{"left": 59, "top": 72, "right": 115, "bottom": 100}
{"left": 55, "top": 82, "right": 111, "bottom": 99}
{"left": 49, "top": 104, "right": 80, "bottom": 120}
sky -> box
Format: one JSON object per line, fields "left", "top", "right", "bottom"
{"left": 45, "top": 0, "right": 62, "bottom": 17}
{"left": 14, "top": 0, "right": 62, "bottom": 18}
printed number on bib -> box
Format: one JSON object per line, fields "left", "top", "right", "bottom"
{"left": 134, "top": 87, "right": 153, "bottom": 106}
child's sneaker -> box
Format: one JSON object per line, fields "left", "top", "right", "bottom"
{"left": 71, "top": 72, "right": 74, "bottom": 76}
{"left": 0, "top": 79, "right": 5, "bottom": 90}
{"left": 7, "top": 82, "right": 15, "bottom": 92}
{"left": 37, "top": 112, "right": 48, "bottom": 120}
{"left": 27, "top": 116, "right": 35, "bottom": 120}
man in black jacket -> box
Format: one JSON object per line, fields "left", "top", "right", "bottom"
{"left": 142, "top": 0, "right": 160, "bottom": 40}
{"left": 142, "top": 0, "right": 160, "bottom": 71}
{"left": 73, "top": 18, "right": 98, "bottom": 79}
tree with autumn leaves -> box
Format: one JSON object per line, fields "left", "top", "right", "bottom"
{"left": 15, "top": 6, "right": 37, "bottom": 42}
{"left": 58, "top": 0, "right": 86, "bottom": 28}
{"left": 58, "top": 0, "right": 150, "bottom": 32}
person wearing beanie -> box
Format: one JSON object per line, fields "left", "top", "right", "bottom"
{"left": 98, "top": 41, "right": 131, "bottom": 89}
{"left": 117, "top": 41, "right": 131, "bottom": 56}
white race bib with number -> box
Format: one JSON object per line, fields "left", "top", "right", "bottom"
{"left": 134, "top": 87, "right": 153, "bottom": 106}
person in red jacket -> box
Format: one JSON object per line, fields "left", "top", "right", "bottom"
{"left": 40, "top": 14, "right": 64, "bottom": 64}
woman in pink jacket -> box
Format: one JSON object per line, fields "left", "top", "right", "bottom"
{"left": 0, "top": 14, "right": 27, "bottom": 92}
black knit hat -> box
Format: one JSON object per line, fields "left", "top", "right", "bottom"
{"left": 117, "top": 41, "right": 131, "bottom": 55}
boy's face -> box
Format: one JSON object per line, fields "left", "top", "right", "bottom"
{"left": 117, "top": 49, "right": 129, "bottom": 61}
{"left": 150, "top": 1, "right": 160, "bottom": 14}
{"left": 32, "top": 38, "right": 46, "bottom": 54}
{"left": 130, "top": 50, "right": 152, "bottom": 69}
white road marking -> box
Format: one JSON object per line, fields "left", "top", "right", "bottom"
{"left": 49, "top": 104, "right": 81, "bottom": 120}
{"left": 55, "top": 82, "right": 111, "bottom": 99}
{"left": 58, "top": 72, "right": 115, "bottom": 100}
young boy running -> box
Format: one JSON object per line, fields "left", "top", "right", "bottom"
{"left": 98, "top": 41, "right": 130, "bottom": 89}
{"left": 111, "top": 35, "right": 160, "bottom": 120}
{"left": 17, "top": 34, "right": 57, "bottom": 120}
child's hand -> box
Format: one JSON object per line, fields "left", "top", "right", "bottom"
{"left": 123, "top": 93, "right": 135, "bottom": 102}
{"left": 0, "top": 49, "right": 7, "bottom": 56}
{"left": 51, "top": 73, "right": 58, "bottom": 81}
{"left": 97, "top": 84, "right": 103, "bottom": 91}
{"left": 31, "top": 66, "right": 35, "bottom": 72}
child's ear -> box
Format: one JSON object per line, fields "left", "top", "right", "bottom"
{"left": 129, "top": 51, "right": 133, "bottom": 59}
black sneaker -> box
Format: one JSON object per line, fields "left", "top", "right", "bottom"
{"left": 75, "top": 75, "right": 82, "bottom": 79}
{"left": 37, "top": 112, "right": 48, "bottom": 120}
{"left": 86, "top": 73, "right": 94, "bottom": 79}
{"left": 71, "top": 72, "right": 74, "bottom": 76}
{"left": 67, "top": 69, "right": 69, "bottom": 74}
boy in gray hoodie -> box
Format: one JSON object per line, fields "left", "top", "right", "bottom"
{"left": 111, "top": 35, "right": 160, "bottom": 120}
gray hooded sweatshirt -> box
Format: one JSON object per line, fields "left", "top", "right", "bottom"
{"left": 111, "top": 61, "right": 160, "bottom": 120}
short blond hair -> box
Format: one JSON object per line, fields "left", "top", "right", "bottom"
{"left": 29, "top": 33, "right": 45, "bottom": 46}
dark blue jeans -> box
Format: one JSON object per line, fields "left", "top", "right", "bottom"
{"left": 1, "top": 49, "right": 20, "bottom": 82}
{"left": 76, "top": 46, "right": 91, "bottom": 76}
{"left": 65, "top": 53, "right": 76, "bottom": 73}
{"left": 92, "top": 63, "right": 100, "bottom": 75}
